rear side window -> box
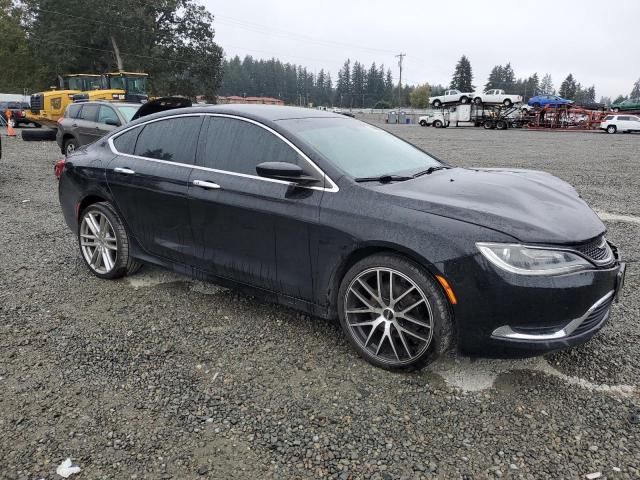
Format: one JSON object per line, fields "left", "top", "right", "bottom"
{"left": 202, "top": 117, "right": 300, "bottom": 174}
{"left": 79, "top": 104, "right": 99, "bottom": 121}
{"left": 618, "top": 116, "right": 631, "bottom": 121}
{"left": 134, "top": 116, "right": 203, "bottom": 164}
{"left": 113, "top": 127, "right": 141, "bottom": 155}
{"left": 66, "top": 104, "right": 82, "bottom": 118}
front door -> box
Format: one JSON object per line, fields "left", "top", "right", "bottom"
{"left": 187, "top": 115, "right": 325, "bottom": 301}
{"left": 106, "top": 115, "right": 204, "bottom": 263}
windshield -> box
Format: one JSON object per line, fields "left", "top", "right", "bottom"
{"left": 126, "top": 76, "right": 147, "bottom": 94}
{"left": 116, "top": 105, "right": 141, "bottom": 122}
{"left": 280, "top": 118, "right": 441, "bottom": 179}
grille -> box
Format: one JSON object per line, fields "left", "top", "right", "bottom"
{"left": 571, "top": 297, "right": 613, "bottom": 336}
{"left": 574, "top": 236, "right": 613, "bottom": 264}
{"left": 30, "top": 94, "right": 43, "bottom": 113}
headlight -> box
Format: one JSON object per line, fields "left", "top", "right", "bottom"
{"left": 476, "top": 242, "right": 592, "bottom": 275}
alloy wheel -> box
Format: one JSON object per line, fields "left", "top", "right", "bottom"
{"left": 80, "top": 211, "right": 118, "bottom": 274}
{"left": 344, "top": 267, "right": 434, "bottom": 366}
{"left": 66, "top": 142, "right": 76, "bottom": 155}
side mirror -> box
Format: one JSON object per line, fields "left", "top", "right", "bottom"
{"left": 105, "top": 118, "right": 120, "bottom": 126}
{"left": 256, "top": 162, "right": 319, "bottom": 185}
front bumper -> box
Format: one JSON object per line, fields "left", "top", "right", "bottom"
{"left": 450, "top": 244, "right": 625, "bottom": 355}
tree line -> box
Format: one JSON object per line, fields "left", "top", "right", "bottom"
{"left": 0, "top": 0, "right": 223, "bottom": 99}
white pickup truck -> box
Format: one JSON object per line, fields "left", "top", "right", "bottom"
{"left": 472, "top": 89, "right": 523, "bottom": 106}
{"left": 428, "top": 89, "right": 474, "bottom": 108}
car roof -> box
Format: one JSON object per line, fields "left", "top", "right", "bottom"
{"left": 72, "top": 101, "right": 141, "bottom": 108}
{"left": 128, "top": 104, "right": 347, "bottom": 125}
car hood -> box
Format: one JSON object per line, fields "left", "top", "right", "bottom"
{"left": 380, "top": 167, "right": 605, "bottom": 244}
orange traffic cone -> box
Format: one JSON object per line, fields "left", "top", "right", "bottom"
{"left": 5, "top": 110, "right": 16, "bottom": 137}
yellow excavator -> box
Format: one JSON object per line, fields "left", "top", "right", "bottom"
{"left": 26, "top": 73, "right": 149, "bottom": 129}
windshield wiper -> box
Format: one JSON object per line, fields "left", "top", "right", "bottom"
{"left": 411, "top": 166, "right": 450, "bottom": 178}
{"left": 354, "top": 174, "right": 413, "bottom": 183}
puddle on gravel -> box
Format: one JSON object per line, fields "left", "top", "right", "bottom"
{"left": 429, "top": 353, "right": 637, "bottom": 397}
{"left": 126, "top": 268, "right": 226, "bottom": 295}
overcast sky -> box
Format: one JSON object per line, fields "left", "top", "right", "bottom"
{"left": 204, "top": 0, "right": 639, "bottom": 99}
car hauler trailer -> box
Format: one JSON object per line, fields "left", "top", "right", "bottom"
{"left": 425, "top": 103, "right": 526, "bottom": 130}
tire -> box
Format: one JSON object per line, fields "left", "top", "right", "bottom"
{"left": 78, "top": 202, "right": 142, "bottom": 279}
{"left": 337, "top": 253, "right": 454, "bottom": 371}
{"left": 64, "top": 137, "right": 79, "bottom": 155}
{"left": 503, "top": 99, "right": 513, "bottom": 107}
{"left": 460, "top": 96, "right": 469, "bottom": 104}
{"left": 432, "top": 100, "right": 442, "bottom": 108}
{"left": 483, "top": 120, "right": 494, "bottom": 129}
{"left": 433, "top": 120, "right": 443, "bottom": 128}
{"left": 419, "top": 120, "right": 427, "bottom": 127}
{"left": 21, "top": 129, "right": 57, "bottom": 141}
{"left": 606, "top": 125, "right": 617, "bottom": 134}
{"left": 474, "top": 97, "right": 483, "bottom": 105}
{"left": 496, "top": 120, "right": 508, "bottom": 130}
{"left": 612, "top": 108, "right": 620, "bottom": 113}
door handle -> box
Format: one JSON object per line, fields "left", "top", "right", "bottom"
{"left": 114, "top": 167, "right": 135, "bottom": 175}
{"left": 193, "top": 179, "right": 221, "bottom": 190}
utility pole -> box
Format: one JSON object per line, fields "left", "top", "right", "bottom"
{"left": 395, "top": 53, "right": 406, "bottom": 108}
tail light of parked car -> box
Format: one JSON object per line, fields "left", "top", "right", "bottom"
{"left": 54, "top": 158, "right": 66, "bottom": 179}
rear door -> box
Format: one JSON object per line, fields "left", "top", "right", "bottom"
{"left": 187, "top": 115, "right": 325, "bottom": 303}
{"left": 76, "top": 104, "right": 100, "bottom": 144}
{"left": 106, "top": 114, "right": 204, "bottom": 263}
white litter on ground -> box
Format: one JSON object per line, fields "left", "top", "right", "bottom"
{"left": 56, "top": 458, "right": 81, "bottom": 478}
{"left": 429, "top": 353, "right": 637, "bottom": 397}
{"left": 595, "top": 210, "right": 640, "bottom": 225}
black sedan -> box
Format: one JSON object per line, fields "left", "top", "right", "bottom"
{"left": 56, "top": 105, "right": 625, "bottom": 370}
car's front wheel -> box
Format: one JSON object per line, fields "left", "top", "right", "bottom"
{"left": 432, "top": 100, "right": 442, "bottom": 108}
{"left": 606, "top": 125, "right": 617, "bottom": 134}
{"left": 337, "top": 253, "right": 454, "bottom": 371}
{"left": 460, "top": 96, "right": 469, "bottom": 104}
{"left": 78, "top": 202, "right": 141, "bottom": 279}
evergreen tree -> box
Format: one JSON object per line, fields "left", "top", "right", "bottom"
{"left": 485, "top": 65, "right": 504, "bottom": 91}
{"left": 450, "top": 55, "right": 474, "bottom": 92}
{"left": 502, "top": 63, "right": 515, "bottom": 91}
{"left": 336, "top": 59, "right": 352, "bottom": 107}
{"left": 539, "top": 74, "right": 554, "bottom": 94}
{"left": 630, "top": 78, "right": 640, "bottom": 99}
{"left": 409, "top": 84, "right": 431, "bottom": 108}
{"left": 559, "top": 74, "right": 577, "bottom": 99}
{"left": 613, "top": 94, "right": 627, "bottom": 104}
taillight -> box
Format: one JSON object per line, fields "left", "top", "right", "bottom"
{"left": 54, "top": 158, "right": 66, "bottom": 179}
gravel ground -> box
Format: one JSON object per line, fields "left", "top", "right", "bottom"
{"left": 0, "top": 127, "right": 638, "bottom": 480}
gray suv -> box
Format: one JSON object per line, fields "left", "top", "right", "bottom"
{"left": 56, "top": 101, "right": 140, "bottom": 155}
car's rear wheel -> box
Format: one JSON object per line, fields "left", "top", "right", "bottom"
{"left": 78, "top": 202, "right": 141, "bottom": 279}
{"left": 496, "top": 120, "right": 508, "bottom": 130}
{"left": 460, "top": 96, "right": 469, "bottom": 104}
{"left": 483, "top": 120, "right": 494, "bottom": 129}
{"left": 503, "top": 99, "right": 513, "bottom": 107}
{"left": 474, "top": 97, "right": 483, "bottom": 105}
{"left": 64, "top": 137, "right": 78, "bottom": 155}
{"left": 432, "top": 100, "right": 442, "bottom": 108}
{"left": 337, "top": 253, "right": 454, "bottom": 371}
{"left": 612, "top": 108, "right": 620, "bottom": 112}
{"left": 419, "top": 120, "right": 427, "bottom": 126}
{"left": 606, "top": 125, "right": 617, "bottom": 134}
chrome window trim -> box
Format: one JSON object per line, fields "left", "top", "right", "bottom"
{"left": 107, "top": 112, "right": 339, "bottom": 193}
